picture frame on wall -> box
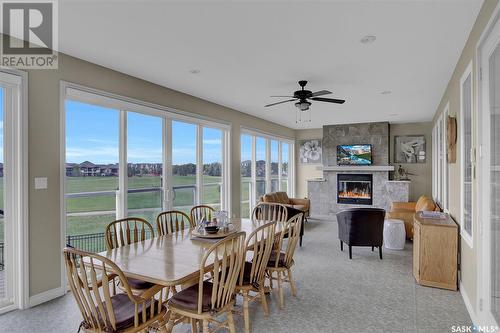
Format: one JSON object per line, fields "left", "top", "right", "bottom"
{"left": 298, "top": 139, "right": 322, "bottom": 164}
{"left": 394, "top": 135, "right": 426, "bottom": 163}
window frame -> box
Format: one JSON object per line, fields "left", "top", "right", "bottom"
{"left": 459, "top": 61, "right": 474, "bottom": 247}
{"left": 61, "top": 81, "right": 231, "bottom": 250}
{"left": 240, "top": 127, "right": 295, "bottom": 217}
{"left": 432, "top": 102, "right": 449, "bottom": 212}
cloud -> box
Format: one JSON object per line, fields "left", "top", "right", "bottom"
{"left": 203, "top": 139, "right": 221, "bottom": 145}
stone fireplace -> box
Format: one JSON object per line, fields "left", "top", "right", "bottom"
{"left": 307, "top": 121, "right": 410, "bottom": 217}
{"left": 337, "top": 174, "right": 373, "bottom": 205}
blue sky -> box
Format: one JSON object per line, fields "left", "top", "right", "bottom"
{"left": 240, "top": 134, "right": 289, "bottom": 163}
{"left": 65, "top": 100, "right": 222, "bottom": 164}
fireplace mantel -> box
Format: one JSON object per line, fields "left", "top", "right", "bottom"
{"left": 316, "top": 165, "right": 395, "bottom": 172}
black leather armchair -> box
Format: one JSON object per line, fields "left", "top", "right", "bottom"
{"left": 336, "top": 208, "right": 386, "bottom": 259}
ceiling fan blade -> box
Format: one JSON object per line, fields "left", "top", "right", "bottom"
{"left": 265, "top": 99, "right": 297, "bottom": 107}
{"left": 311, "top": 90, "right": 332, "bottom": 97}
{"left": 311, "top": 97, "right": 346, "bottom": 104}
{"left": 270, "top": 95, "right": 295, "bottom": 98}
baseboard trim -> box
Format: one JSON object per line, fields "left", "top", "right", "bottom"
{"left": 460, "top": 282, "right": 478, "bottom": 326}
{"left": 29, "top": 287, "right": 66, "bottom": 308}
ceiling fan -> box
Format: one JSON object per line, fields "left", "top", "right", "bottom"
{"left": 265, "top": 80, "right": 345, "bottom": 111}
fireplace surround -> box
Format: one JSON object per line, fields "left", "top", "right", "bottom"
{"left": 337, "top": 174, "right": 373, "bottom": 205}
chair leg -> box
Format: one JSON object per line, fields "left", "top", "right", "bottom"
{"left": 190, "top": 318, "right": 198, "bottom": 333}
{"left": 371, "top": 246, "right": 374, "bottom": 251}
{"left": 277, "top": 271, "right": 284, "bottom": 309}
{"left": 340, "top": 240, "right": 343, "bottom": 251}
{"left": 227, "top": 309, "right": 237, "bottom": 333}
{"left": 243, "top": 290, "right": 250, "bottom": 333}
{"left": 288, "top": 268, "right": 297, "bottom": 297}
{"left": 260, "top": 287, "right": 269, "bottom": 316}
{"left": 349, "top": 245, "right": 352, "bottom": 259}
{"left": 379, "top": 246, "right": 383, "bottom": 260}
{"left": 202, "top": 319, "right": 209, "bottom": 333}
{"left": 300, "top": 235, "right": 303, "bottom": 247}
{"left": 268, "top": 271, "right": 274, "bottom": 289}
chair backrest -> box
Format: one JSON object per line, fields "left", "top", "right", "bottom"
{"left": 252, "top": 202, "right": 288, "bottom": 223}
{"left": 190, "top": 205, "right": 215, "bottom": 225}
{"left": 63, "top": 247, "right": 163, "bottom": 332}
{"left": 156, "top": 210, "right": 193, "bottom": 235}
{"left": 240, "top": 221, "right": 277, "bottom": 286}
{"left": 273, "top": 213, "right": 303, "bottom": 268}
{"left": 197, "top": 231, "right": 246, "bottom": 314}
{"left": 336, "top": 208, "right": 386, "bottom": 245}
{"left": 105, "top": 217, "right": 154, "bottom": 250}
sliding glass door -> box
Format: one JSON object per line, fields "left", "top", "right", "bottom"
{"left": 65, "top": 101, "right": 119, "bottom": 252}
{"left": 240, "top": 131, "right": 294, "bottom": 217}
{"left": 479, "top": 17, "right": 500, "bottom": 327}
{"left": 63, "top": 86, "right": 229, "bottom": 252}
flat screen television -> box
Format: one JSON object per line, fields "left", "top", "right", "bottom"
{"left": 337, "top": 144, "right": 372, "bottom": 165}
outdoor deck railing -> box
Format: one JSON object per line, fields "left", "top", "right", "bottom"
{"left": 65, "top": 184, "right": 221, "bottom": 253}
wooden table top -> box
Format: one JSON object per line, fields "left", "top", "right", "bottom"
{"left": 98, "top": 218, "right": 274, "bottom": 287}
{"left": 414, "top": 211, "right": 458, "bottom": 228}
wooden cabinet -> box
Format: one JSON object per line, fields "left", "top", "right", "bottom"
{"left": 413, "top": 212, "right": 458, "bottom": 291}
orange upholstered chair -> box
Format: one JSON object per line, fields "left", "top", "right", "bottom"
{"left": 387, "top": 195, "right": 440, "bottom": 239}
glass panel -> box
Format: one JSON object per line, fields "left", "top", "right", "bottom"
{"left": 255, "top": 137, "right": 267, "bottom": 201}
{"left": 463, "top": 75, "right": 473, "bottom": 238}
{"left": 240, "top": 135, "right": 252, "bottom": 218}
{"left": 127, "top": 112, "right": 163, "bottom": 223}
{"left": 489, "top": 43, "right": 500, "bottom": 322}
{"left": 202, "top": 127, "right": 222, "bottom": 210}
{"left": 281, "top": 142, "right": 289, "bottom": 194}
{"left": 172, "top": 121, "right": 197, "bottom": 215}
{"left": 0, "top": 88, "right": 4, "bottom": 301}
{"left": 65, "top": 100, "right": 119, "bottom": 252}
{"left": 270, "top": 140, "right": 279, "bottom": 192}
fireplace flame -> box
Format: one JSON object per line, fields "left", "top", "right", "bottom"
{"left": 338, "top": 190, "right": 371, "bottom": 199}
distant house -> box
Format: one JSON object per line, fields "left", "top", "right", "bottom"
{"left": 100, "top": 164, "right": 119, "bottom": 176}
{"left": 65, "top": 163, "right": 78, "bottom": 177}
{"left": 79, "top": 161, "right": 100, "bottom": 176}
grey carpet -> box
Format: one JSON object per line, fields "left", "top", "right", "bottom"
{"left": 0, "top": 217, "right": 471, "bottom": 332}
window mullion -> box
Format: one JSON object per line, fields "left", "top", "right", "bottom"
{"left": 265, "top": 138, "right": 271, "bottom": 193}
{"left": 278, "top": 141, "right": 282, "bottom": 191}
{"left": 196, "top": 125, "right": 203, "bottom": 205}
{"left": 251, "top": 136, "right": 256, "bottom": 209}
{"left": 163, "top": 117, "right": 172, "bottom": 210}
{"left": 118, "top": 110, "right": 127, "bottom": 219}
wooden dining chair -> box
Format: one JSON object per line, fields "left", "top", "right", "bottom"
{"left": 105, "top": 217, "right": 155, "bottom": 292}
{"left": 235, "top": 221, "right": 277, "bottom": 333}
{"left": 252, "top": 202, "right": 288, "bottom": 223}
{"left": 165, "top": 231, "right": 246, "bottom": 333}
{"left": 63, "top": 247, "right": 167, "bottom": 333}
{"left": 156, "top": 210, "right": 194, "bottom": 235}
{"left": 265, "top": 213, "right": 303, "bottom": 309}
{"left": 190, "top": 205, "right": 215, "bottom": 225}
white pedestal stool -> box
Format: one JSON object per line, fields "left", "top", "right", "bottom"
{"left": 383, "top": 219, "right": 406, "bottom": 250}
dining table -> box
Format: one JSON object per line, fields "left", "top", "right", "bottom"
{"left": 97, "top": 217, "right": 279, "bottom": 288}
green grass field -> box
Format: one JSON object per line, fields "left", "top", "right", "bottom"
{"left": 64, "top": 176, "right": 251, "bottom": 236}
{"left": 0, "top": 176, "right": 252, "bottom": 241}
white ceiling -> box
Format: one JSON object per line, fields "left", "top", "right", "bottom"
{"left": 59, "top": 0, "right": 483, "bottom": 129}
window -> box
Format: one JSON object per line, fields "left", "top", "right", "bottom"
{"left": 202, "top": 127, "right": 223, "bottom": 210}
{"left": 172, "top": 121, "right": 197, "bottom": 214}
{"left": 65, "top": 101, "right": 119, "bottom": 244}
{"left": 63, "top": 84, "right": 229, "bottom": 252}
{"left": 240, "top": 130, "right": 294, "bottom": 217}
{"left": 432, "top": 104, "right": 448, "bottom": 211}
{"left": 460, "top": 62, "right": 473, "bottom": 246}
{"left": 127, "top": 112, "right": 163, "bottom": 221}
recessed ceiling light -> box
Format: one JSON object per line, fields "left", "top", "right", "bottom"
{"left": 360, "top": 35, "right": 376, "bottom": 44}
{"left": 189, "top": 69, "right": 200, "bottom": 74}
{"left": 381, "top": 90, "right": 392, "bottom": 95}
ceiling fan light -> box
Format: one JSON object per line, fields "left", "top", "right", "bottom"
{"left": 295, "top": 101, "right": 311, "bottom": 111}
